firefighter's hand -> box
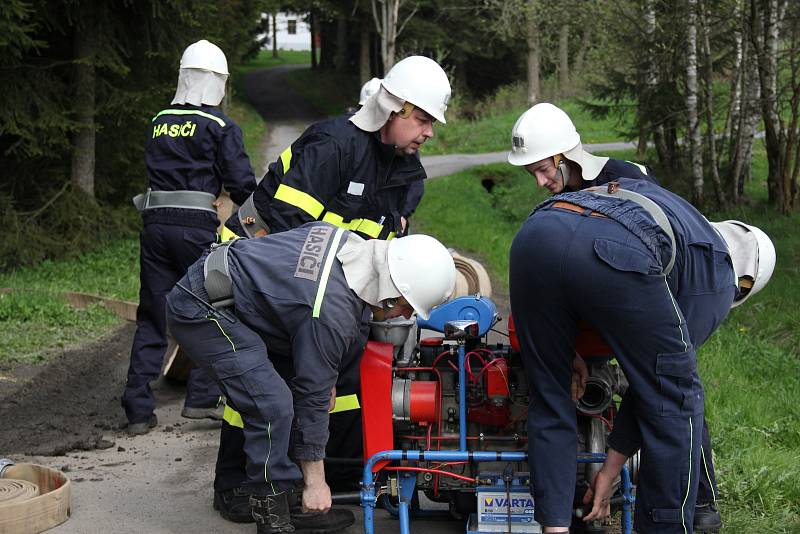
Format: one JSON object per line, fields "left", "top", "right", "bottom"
{"left": 329, "top": 386, "right": 337, "bottom": 412}
{"left": 302, "top": 480, "right": 332, "bottom": 513}
{"left": 301, "top": 460, "right": 331, "bottom": 513}
{"left": 582, "top": 449, "right": 626, "bottom": 522}
{"left": 571, "top": 353, "right": 588, "bottom": 401}
{"left": 400, "top": 216, "right": 408, "bottom": 232}
{"left": 582, "top": 470, "right": 614, "bottom": 522}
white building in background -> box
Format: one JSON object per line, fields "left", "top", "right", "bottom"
{"left": 259, "top": 12, "right": 312, "bottom": 51}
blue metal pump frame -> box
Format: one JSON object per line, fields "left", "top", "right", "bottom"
{"left": 359, "top": 342, "right": 635, "bottom": 534}
{"left": 360, "top": 450, "right": 634, "bottom": 534}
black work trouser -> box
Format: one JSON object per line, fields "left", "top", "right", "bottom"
{"left": 166, "top": 274, "right": 303, "bottom": 494}
{"left": 214, "top": 312, "right": 368, "bottom": 494}
{"left": 122, "top": 222, "right": 221, "bottom": 423}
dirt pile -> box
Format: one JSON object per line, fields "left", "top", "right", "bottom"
{"left": 0, "top": 323, "right": 134, "bottom": 456}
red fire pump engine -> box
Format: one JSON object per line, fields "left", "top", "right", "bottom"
{"left": 357, "top": 295, "right": 637, "bottom": 534}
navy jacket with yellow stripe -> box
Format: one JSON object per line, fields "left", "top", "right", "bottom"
{"left": 145, "top": 104, "right": 256, "bottom": 230}
{"left": 244, "top": 114, "right": 426, "bottom": 240}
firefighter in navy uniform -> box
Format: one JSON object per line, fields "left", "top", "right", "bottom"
{"left": 508, "top": 102, "right": 720, "bottom": 532}
{"left": 212, "top": 55, "right": 451, "bottom": 522}
{"left": 356, "top": 76, "right": 425, "bottom": 237}
{"left": 123, "top": 40, "right": 256, "bottom": 435}
{"left": 508, "top": 178, "right": 775, "bottom": 534}
{"left": 166, "top": 224, "right": 456, "bottom": 533}
{"left": 224, "top": 55, "right": 450, "bottom": 241}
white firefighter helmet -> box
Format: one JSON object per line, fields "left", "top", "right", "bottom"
{"left": 359, "top": 77, "right": 382, "bottom": 106}
{"left": 387, "top": 234, "right": 456, "bottom": 320}
{"left": 508, "top": 103, "right": 579, "bottom": 166}
{"left": 507, "top": 103, "right": 610, "bottom": 181}
{"left": 381, "top": 56, "right": 451, "bottom": 124}
{"left": 711, "top": 220, "right": 776, "bottom": 307}
{"left": 179, "top": 39, "right": 229, "bottom": 75}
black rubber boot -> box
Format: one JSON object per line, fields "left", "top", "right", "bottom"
{"left": 286, "top": 491, "right": 355, "bottom": 534}
{"left": 251, "top": 493, "right": 295, "bottom": 533}
{"left": 214, "top": 487, "right": 255, "bottom": 523}
{"left": 694, "top": 503, "right": 722, "bottom": 532}
{"left": 289, "top": 508, "right": 355, "bottom": 534}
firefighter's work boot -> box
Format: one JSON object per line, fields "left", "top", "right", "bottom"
{"left": 126, "top": 414, "right": 157, "bottom": 436}
{"left": 289, "top": 508, "right": 355, "bottom": 533}
{"left": 286, "top": 489, "right": 355, "bottom": 533}
{"left": 693, "top": 503, "right": 722, "bottom": 532}
{"left": 181, "top": 404, "right": 224, "bottom": 421}
{"left": 251, "top": 493, "right": 294, "bottom": 533}
{"left": 214, "top": 487, "right": 255, "bottom": 523}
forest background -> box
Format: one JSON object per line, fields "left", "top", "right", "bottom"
{"left": 3, "top": 0, "right": 800, "bottom": 270}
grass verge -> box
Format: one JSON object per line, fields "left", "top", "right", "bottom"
{"left": 0, "top": 291, "right": 121, "bottom": 365}
{"left": 227, "top": 96, "right": 269, "bottom": 173}
{"left": 0, "top": 240, "right": 140, "bottom": 364}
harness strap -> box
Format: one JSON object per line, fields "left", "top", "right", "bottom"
{"left": 586, "top": 185, "right": 677, "bottom": 275}
{"left": 203, "top": 241, "right": 236, "bottom": 308}
{"left": 132, "top": 189, "right": 217, "bottom": 214}
{"left": 239, "top": 193, "right": 271, "bottom": 238}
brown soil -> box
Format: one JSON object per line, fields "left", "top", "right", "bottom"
{"left": 0, "top": 323, "right": 135, "bottom": 456}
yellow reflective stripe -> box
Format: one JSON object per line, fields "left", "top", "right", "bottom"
{"left": 265, "top": 421, "right": 277, "bottom": 494}
{"left": 387, "top": 232, "right": 396, "bottom": 240}
{"left": 209, "top": 317, "right": 236, "bottom": 352}
{"left": 152, "top": 108, "right": 226, "bottom": 127}
{"left": 313, "top": 228, "right": 346, "bottom": 318}
{"left": 223, "top": 405, "right": 244, "bottom": 428}
{"left": 681, "top": 417, "right": 694, "bottom": 534}
{"left": 322, "top": 212, "right": 347, "bottom": 227}
{"left": 353, "top": 218, "right": 383, "bottom": 238}
{"left": 219, "top": 226, "right": 241, "bottom": 242}
{"left": 280, "top": 146, "right": 292, "bottom": 173}
{"left": 274, "top": 184, "right": 324, "bottom": 218}
{"left": 701, "top": 446, "right": 717, "bottom": 502}
{"left": 322, "top": 211, "right": 386, "bottom": 238}
{"left": 330, "top": 394, "right": 361, "bottom": 413}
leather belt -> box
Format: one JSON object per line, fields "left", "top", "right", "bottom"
{"left": 551, "top": 201, "right": 608, "bottom": 218}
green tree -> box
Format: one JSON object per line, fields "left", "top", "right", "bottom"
{"left": 0, "top": 0, "right": 267, "bottom": 269}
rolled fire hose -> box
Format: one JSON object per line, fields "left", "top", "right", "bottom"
{"left": 450, "top": 250, "right": 492, "bottom": 299}
{"left": 0, "top": 460, "right": 71, "bottom": 534}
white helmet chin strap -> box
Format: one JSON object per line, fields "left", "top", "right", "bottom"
{"left": 553, "top": 154, "right": 571, "bottom": 190}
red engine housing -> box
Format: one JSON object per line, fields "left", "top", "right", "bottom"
{"left": 359, "top": 341, "right": 394, "bottom": 472}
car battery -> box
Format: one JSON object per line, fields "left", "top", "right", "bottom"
{"left": 467, "top": 473, "right": 541, "bottom": 533}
